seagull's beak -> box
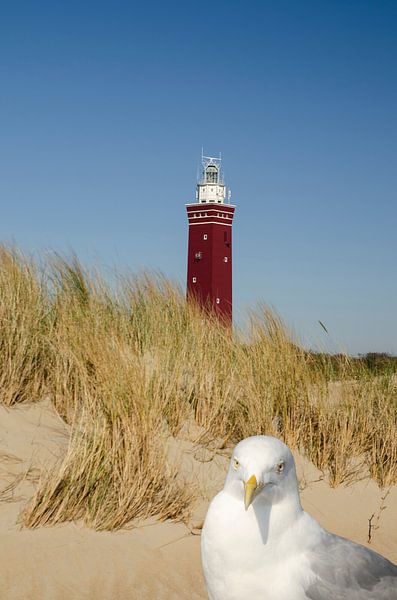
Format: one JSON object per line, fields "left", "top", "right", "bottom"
{"left": 244, "top": 474, "right": 258, "bottom": 510}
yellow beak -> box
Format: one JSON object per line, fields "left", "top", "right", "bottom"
{"left": 244, "top": 474, "right": 258, "bottom": 510}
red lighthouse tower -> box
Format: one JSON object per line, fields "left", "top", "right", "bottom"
{"left": 186, "top": 154, "right": 235, "bottom": 323}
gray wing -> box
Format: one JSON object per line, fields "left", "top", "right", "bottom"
{"left": 305, "top": 531, "right": 397, "bottom": 600}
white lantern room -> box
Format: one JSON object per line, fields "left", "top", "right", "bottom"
{"left": 195, "top": 154, "right": 228, "bottom": 204}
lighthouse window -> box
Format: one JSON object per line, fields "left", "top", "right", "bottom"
{"left": 203, "top": 234, "right": 208, "bottom": 240}
{"left": 216, "top": 298, "right": 220, "bottom": 304}
{"left": 192, "top": 277, "right": 197, "bottom": 283}
{"left": 224, "top": 257, "right": 228, "bottom": 262}
{"left": 206, "top": 165, "right": 218, "bottom": 184}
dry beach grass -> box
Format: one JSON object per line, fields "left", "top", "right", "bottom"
{"left": 0, "top": 244, "right": 396, "bottom": 533}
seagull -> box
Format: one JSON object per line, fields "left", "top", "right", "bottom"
{"left": 201, "top": 435, "right": 397, "bottom": 599}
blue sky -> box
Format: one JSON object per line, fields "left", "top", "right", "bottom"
{"left": 1, "top": 1, "right": 396, "bottom": 354}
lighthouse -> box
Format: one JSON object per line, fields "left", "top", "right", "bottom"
{"left": 186, "top": 153, "right": 236, "bottom": 323}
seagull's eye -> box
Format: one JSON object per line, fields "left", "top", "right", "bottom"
{"left": 232, "top": 458, "right": 240, "bottom": 470}
{"left": 276, "top": 460, "right": 285, "bottom": 474}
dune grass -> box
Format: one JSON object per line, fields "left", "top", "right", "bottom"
{"left": 0, "top": 245, "right": 395, "bottom": 529}
{"left": 0, "top": 247, "right": 49, "bottom": 405}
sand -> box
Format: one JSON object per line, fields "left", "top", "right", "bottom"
{"left": 0, "top": 400, "right": 396, "bottom": 599}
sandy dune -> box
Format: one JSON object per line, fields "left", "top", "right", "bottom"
{"left": 0, "top": 400, "right": 396, "bottom": 599}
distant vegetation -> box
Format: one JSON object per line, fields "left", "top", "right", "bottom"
{"left": 0, "top": 245, "right": 396, "bottom": 530}
{"left": 357, "top": 352, "right": 397, "bottom": 374}
{"left": 307, "top": 351, "right": 397, "bottom": 379}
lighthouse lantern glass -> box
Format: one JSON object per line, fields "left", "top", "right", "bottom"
{"left": 206, "top": 165, "right": 218, "bottom": 184}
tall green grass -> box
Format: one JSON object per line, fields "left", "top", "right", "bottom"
{"left": 0, "top": 245, "right": 395, "bottom": 529}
